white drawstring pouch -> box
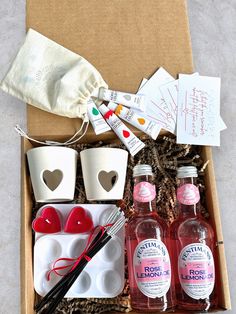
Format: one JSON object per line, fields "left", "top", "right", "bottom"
{"left": 0, "top": 28, "right": 108, "bottom": 145}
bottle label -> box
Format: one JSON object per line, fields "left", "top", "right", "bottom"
{"left": 177, "top": 184, "right": 200, "bottom": 205}
{"left": 133, "top": 182, "right": 156, "bottom": 202}
{"left": 178, "top": 243, "right": 215, "bottom": 300}
{"left": 133, "top": 239, "right": 171, "bottom": 298}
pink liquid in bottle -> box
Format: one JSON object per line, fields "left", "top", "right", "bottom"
{"left": 170, "top": 166, "right": 217, "bottom": 311}
{"left": 126, "top": 164, "right": 176, "bottom": 312}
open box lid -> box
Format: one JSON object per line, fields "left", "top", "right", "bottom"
{"left": 26, "top": 0, "right": 193, "bottom": 137}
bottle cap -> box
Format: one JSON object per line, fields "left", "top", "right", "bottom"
{"left": 177, "top": 166, "right": 198, "bottom": 178}
{"left": 133, "top": 164, "right": 153, "bottom": 177}
{"left": 98, "top": 87, "right": 106, "bottom": 100}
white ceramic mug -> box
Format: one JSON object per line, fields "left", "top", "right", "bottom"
{"left": 27, "top": 147, "right": 78, "bottom": 202}
{"left": 80, "top": 148, "right": 128, "bottom": 200}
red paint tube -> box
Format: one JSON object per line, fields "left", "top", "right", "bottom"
{"left": 99, "top": 104, "right": 145, "bottom": 156}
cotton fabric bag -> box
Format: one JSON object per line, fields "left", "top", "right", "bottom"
{"left": 0, "top": 28, "right": 107, "bottom": 120}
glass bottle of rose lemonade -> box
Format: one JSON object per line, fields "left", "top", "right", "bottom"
{"left": 126, "top": 164, "right": 175, "bottom": 312}
{"left": 170, "top": 166, "right": 217, "bottom": 311}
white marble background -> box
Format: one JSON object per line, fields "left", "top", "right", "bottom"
{"left": 0, "top": 1, "right": 235, "bottom": 313}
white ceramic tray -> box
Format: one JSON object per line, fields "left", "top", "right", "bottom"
{"left": 34, "top": 204, "right": 125, "bottom": 298}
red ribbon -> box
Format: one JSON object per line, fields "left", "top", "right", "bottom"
{"left": 47, "top": 224, "right": 112, "bottom": 281}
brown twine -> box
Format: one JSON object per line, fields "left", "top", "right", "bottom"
{"left": 34, "top": 135, "right": 209, "bottom": 314}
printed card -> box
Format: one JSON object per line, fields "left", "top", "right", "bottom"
{"left": 159, "top": 79, "right": 179, "bottom": 117}
{"left": 219, "top": 116, "right": 227, "bottom": 131}
{"left": 159, "top": 73, "right": 199, "bottom": 134}
{"left": 177, "top": 74, "right": 221, "bottom": 146}
{"left": 176, "top": 73, "right": 225, "bottom": 133}
{"left": 138, "top": 78, "right": 148, "bottom": 91}
{"left": 137, "top": 69, "right": 225, "bottom": 143}
{"left": 159, "top": 79, "right": 179, "bottom": 133}
{"left": 138, "top": 67, "right": 176, "bottom": 133}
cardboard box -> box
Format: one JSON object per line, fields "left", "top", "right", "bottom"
{"left": 21, "top": 0, "right": 231, "bottom": 313}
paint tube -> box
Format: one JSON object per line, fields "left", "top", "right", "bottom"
{"left": 99, "top": 104, "right": 145, "bottom": 156}
{"left": 98, "top": 87, "right": 146, "bottom": 111}
{"left": 108, "top": 102, "right": 161, "bottom": 140}
{"left": 87, "top": 99, "right": 111, "bottom": 135}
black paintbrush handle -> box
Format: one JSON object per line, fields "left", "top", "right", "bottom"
{"left": 43, "top": 260, "right": 89, "bottom": 314}
{"left": 88, "top": 235, "right": 111, "bottom": 258}
{"left": 35, "top": 260, "right": 87, "bottom": 312}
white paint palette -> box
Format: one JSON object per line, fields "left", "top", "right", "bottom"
{"left": 34, "top": 204, "right": 125, "bottom": 298}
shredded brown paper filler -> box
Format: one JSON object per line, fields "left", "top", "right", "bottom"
{"left": 34, "top": 135, "right": 210, "bottom": 314}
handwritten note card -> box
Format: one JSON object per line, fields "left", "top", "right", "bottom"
{"left": 177, "top": 74, "right": 221, "bottom": 146}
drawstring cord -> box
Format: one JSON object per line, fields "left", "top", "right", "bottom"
{"left": 14, "top": 115, "right": 89, "bottom": 146}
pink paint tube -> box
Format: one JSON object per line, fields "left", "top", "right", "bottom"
{"left": 99, "top": 104, "right": 145, "bottom": 156}
{"left": 87, "top": 99, "right": 111, "bottom": 135}
{"left": 98, "top": 87, "right": 146, "bottom": 111}
{"left": 108, "top": 102, "right": 161, "bottom": 140}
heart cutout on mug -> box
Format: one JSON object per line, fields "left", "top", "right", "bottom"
{"left": 64, "top": 206, "right": 94, "bottom": 234}
{"left": 42, "top": 169, "right": 63, "bottom": 191}
{"left": 32, "top": 206, "right": 61, "bottom": 233}
{"left": 98, "top": 171, "right": 118, "bottom": 192}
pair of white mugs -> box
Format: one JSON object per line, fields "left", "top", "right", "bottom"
{"left": 27, "top": 147, "right": 128, "bottom": 203}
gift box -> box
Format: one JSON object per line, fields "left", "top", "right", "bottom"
{"left": 21, "top": 0, "right": 231, "bottom": 313}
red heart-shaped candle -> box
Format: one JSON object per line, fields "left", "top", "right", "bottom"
{"left": 32, "top": 207, "right": 61, "bottom": 233}
{"left": 64, "top": 206, "right": 94, "bottom": 234}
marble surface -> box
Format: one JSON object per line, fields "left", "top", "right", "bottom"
{"left": 0, "top": 0, "right": 235, "bottom": 313}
